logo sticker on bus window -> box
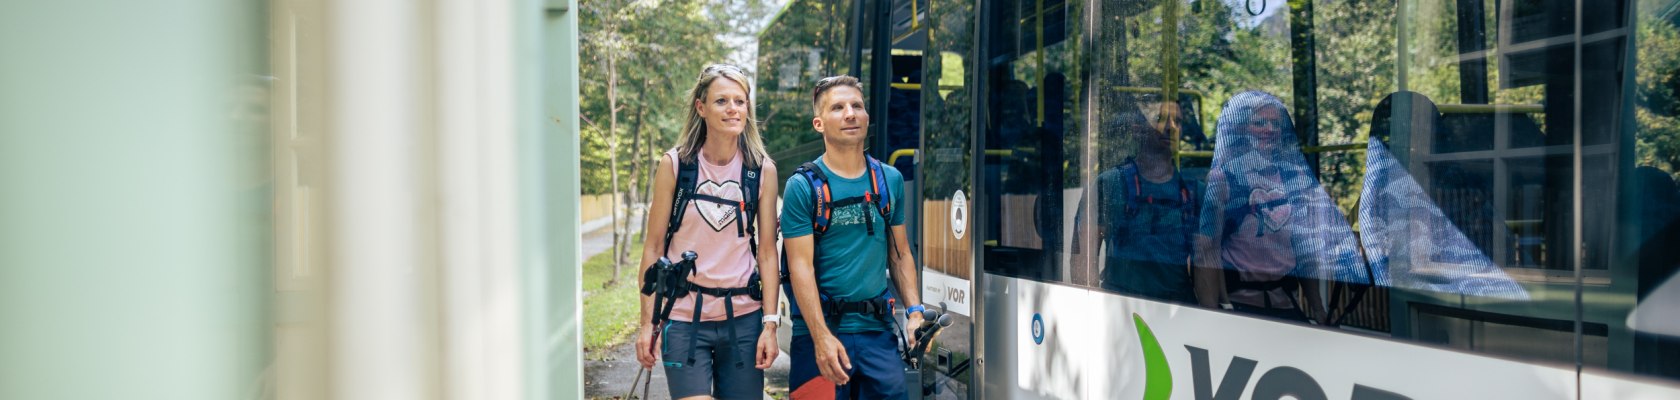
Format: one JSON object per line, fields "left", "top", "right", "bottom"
{"left": 1030, "top": 313, "right": 1045, "bottom": 345}
{"left": 951, "top": 189, "right": 968, "bottom": 239}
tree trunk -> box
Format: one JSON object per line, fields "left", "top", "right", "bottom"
{"left": 623, "top": 100, "right": 648, "bottom": 257}
{"left": 606, "top": 53, "right": 624, "bottom": 287}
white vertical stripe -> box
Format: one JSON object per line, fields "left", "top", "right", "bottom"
{"left": 325, "top": 0, "right": 431, "bottom": 398}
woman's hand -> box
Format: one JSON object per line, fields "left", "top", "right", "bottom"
{"left": 755, "top": 324, "right": 780, "bottom": 370}
{"left": 635, "top": 323, "right": 660, "bottom": 368}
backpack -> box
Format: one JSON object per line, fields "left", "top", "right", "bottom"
{"left": 1109, "top": 159, "right": 1196, "bottom": 257}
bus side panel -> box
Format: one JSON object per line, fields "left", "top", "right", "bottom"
{"left": 1108, "top": 296, "right": 1583, "bottom": 399}
{"left": 982, "top": 276, "right": 1104, "bottom": 399}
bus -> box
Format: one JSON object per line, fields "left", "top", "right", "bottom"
{"left": 757, "top": 0, "right": 1680, "bottom": 398}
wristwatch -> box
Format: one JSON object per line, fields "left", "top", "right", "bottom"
{"left": 762, "top": 314, "right": 781, "bottom": 326}
{"left": 905, "top": 304, "right": 925, "bottom": 318}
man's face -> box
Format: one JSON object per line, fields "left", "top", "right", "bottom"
{"left": 812, "top": 85, "right": 869, "bottom": 145}
{"left": 1139, "top": 101, "right": 1181, "bottom": 151}
{"left": 696, "top": 78, "right": 749, "bottom": 137}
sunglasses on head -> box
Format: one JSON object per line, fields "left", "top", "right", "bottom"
{"left": 705, "top": 64, "right": 744, "bottom": 75}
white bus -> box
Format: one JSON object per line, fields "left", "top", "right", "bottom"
{"left": 759, "top": 0, "right": 1680, "bottom": 398}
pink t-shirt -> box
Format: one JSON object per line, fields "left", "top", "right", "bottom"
{"left": 1220, "top": 174, "right": 1300, "bottom": 308}
{"left": 663, "top": 149, "right": 767, "bottom": 322}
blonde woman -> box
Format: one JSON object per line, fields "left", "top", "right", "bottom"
{"left": 635, "top": 63, "right": 781, "bottom": 400}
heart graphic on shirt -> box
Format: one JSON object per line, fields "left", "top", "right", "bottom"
{"left": 1249, "top": 187, "right": 1291, "bottom": 233}
{"left": 695, "top": 180, "right": 743, "bottom": 232}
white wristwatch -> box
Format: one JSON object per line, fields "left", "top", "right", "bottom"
{"left": 762, "top": 314, "right": 781, "bottom": 326}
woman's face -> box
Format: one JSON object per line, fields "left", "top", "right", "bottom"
{"left": 1245, "top": 105, "right": 1285, "bottom": 150}
{"left": 696, "top": 77, "right": 749, "bottom": 137}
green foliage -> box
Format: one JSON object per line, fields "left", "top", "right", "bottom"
{"left": 1638, "top": 14, "right": 1680, "bottom": 179}
{"left": 757, "top": 0, "right": 861, "bottom": 184}
{"left": 1312, "top": 0, "right": 1396, "bottom": 214}
{"left": 583, "top": 240, "right": 645, "bottom": 358}
{"left": 579, "top": 0, "right": 771, "bottom": 195}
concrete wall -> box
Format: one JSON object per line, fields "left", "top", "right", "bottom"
{"left": 580, "top": 193, "right": 620, "bottom": 222}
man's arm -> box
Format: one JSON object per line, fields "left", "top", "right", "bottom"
{"left": 787, "top": 234, "right": 851, "bottom": 384}
{"left": 889, "top": 224, "right": 924, "bottom": 346}
{"left": 886, "top": 169, "right": 924, "bottom": 346}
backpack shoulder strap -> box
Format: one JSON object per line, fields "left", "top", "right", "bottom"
{"left": 741, "top": 158, "right": 763, "bottom": 260}
{"left": 663, "top": 154, "right": 701, "bottom": 251}
{"left": 1115, "top": 158, "right": 1140, "bottom": 216}
{"left": 865, "top": 156, "right": 893, "bottom": 221}
{"left": 795, "top": 161, "right": 833, "bottom": 237}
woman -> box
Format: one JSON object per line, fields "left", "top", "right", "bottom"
{"left": 636, "top": 63, "right": 781, "bottom": 400}
{"left": 1192, "top": 90, "right": 1364, "bottom": 323}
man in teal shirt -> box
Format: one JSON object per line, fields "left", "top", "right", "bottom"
{"left": 783, "top": 75, "right": 924, "bottom": 399}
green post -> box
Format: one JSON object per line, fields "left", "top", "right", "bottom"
{"left": 0, "top": 1, "right": 267, "bottom": 399}
{"left": 533, "top": 0, "right": 584, "bottom": 398}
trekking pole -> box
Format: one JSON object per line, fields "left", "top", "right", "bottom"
{"left": 622, "top": 366, "right": 646, "bottom": 400}
{"left": 642, "top": 368, "right": 652, "bottom": 400}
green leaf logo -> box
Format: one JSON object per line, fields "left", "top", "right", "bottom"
{"left": 1134, "top": 313, "right": 1173, "bottom": 400}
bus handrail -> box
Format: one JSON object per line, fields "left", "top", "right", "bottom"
{"left": 1175, "top": 143, "right": 1365, "bottom": 159}
{"left": 1110, "top": 86, "right": 1206, "bottom": 97}
{"left": 1436, "top": 104, "right": 1543, "bottom": 114}
{"left": 888, "top": 149, "right": 916, "bottom": 166}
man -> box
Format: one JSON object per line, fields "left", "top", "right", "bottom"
{"left": 1072, "top": 99, "right": 1201, "bottom": 304}
{"left": 782, "top": 75, "right": 924, "bottom": 399}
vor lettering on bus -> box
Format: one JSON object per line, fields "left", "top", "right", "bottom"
{"left": 1134, "top": 315, "right": 1413, "bottom": 400}
{"left": 946, "top": 286, "right": 966, "bottom": 304}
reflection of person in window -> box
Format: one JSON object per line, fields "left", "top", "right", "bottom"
{"left": 1073, "top": 100, "right": 1199, "bottom": 303}
{"left": 1194, "top": 91, "right": 1360, "bottom": 324}
{"left": 1632, "top": 167, "right": 1680, "bottom": 377}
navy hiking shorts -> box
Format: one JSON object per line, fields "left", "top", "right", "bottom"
{"left": 789, "top": 329, "right": 906, "bottom": 400}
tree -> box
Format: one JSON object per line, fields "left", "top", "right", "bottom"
{"left": 1637, "top": 13, "right": 1680, "bottom": 179}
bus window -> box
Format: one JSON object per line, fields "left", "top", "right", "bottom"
{"left": 978, "top": 0, "right": 1081, "bottom": 283}
{"left": 1612, "top": 3, "right": 1680, "bottom": 384}
{"left": 758, "top": 0, "right": 862, "bottom": 185}
{"left": 1078, "top": 0, "right": 1680, "bottom": 386}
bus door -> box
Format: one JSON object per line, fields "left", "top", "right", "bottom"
{"left": 873, "top": 0, "right": 981, "bottom": 398}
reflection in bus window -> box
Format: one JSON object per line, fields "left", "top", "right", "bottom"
{"left": 1358, "top": 92, "right": 1527, "bottom": 300}
{"left": 1193, "top": 91, "right": 1364, "bottom": 324}
{"left": 980, "top": 0, "right": 1080, "bottom": 283}
{"left": 1073, "top": 99, "right": 1200, "bottom": 303}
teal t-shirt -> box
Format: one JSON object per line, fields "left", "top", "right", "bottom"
{"left": 781, "top": 156, "right": 907, "bottom": 336}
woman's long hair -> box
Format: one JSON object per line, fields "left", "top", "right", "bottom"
{"left": 673, "top": 63, "right": 768, "bottom": 169}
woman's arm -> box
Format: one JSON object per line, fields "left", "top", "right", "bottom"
{"left": 756, "top": 161, "right": 781, "bottom": 319}
{"left": 754, "top": 160, "right": 782, "bottom": 369}
{"left": 1193, "top": 177, "right": 1229, "bottom": 308}
{"left": 634, "top": 154, "right": 677, "bottom": 368}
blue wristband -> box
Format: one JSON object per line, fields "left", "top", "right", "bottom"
{"left": 906, "top": 305, "right": 925, "bottom": 317}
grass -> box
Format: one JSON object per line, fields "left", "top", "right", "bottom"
{"left": 583, "top": 238, "right": 644, "bottom": 359}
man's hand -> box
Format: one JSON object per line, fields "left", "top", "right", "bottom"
{"left": 813, "top": 333, "right": 852, "bottom": 385}
{"left": 635, "top": 323, "right": 660, "bottom": 368}
{"left": 755, "top": 325, "right": 780, "bottom": 370}
{"left": 904, "top": 312, "right": 925, "bottom": 350}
